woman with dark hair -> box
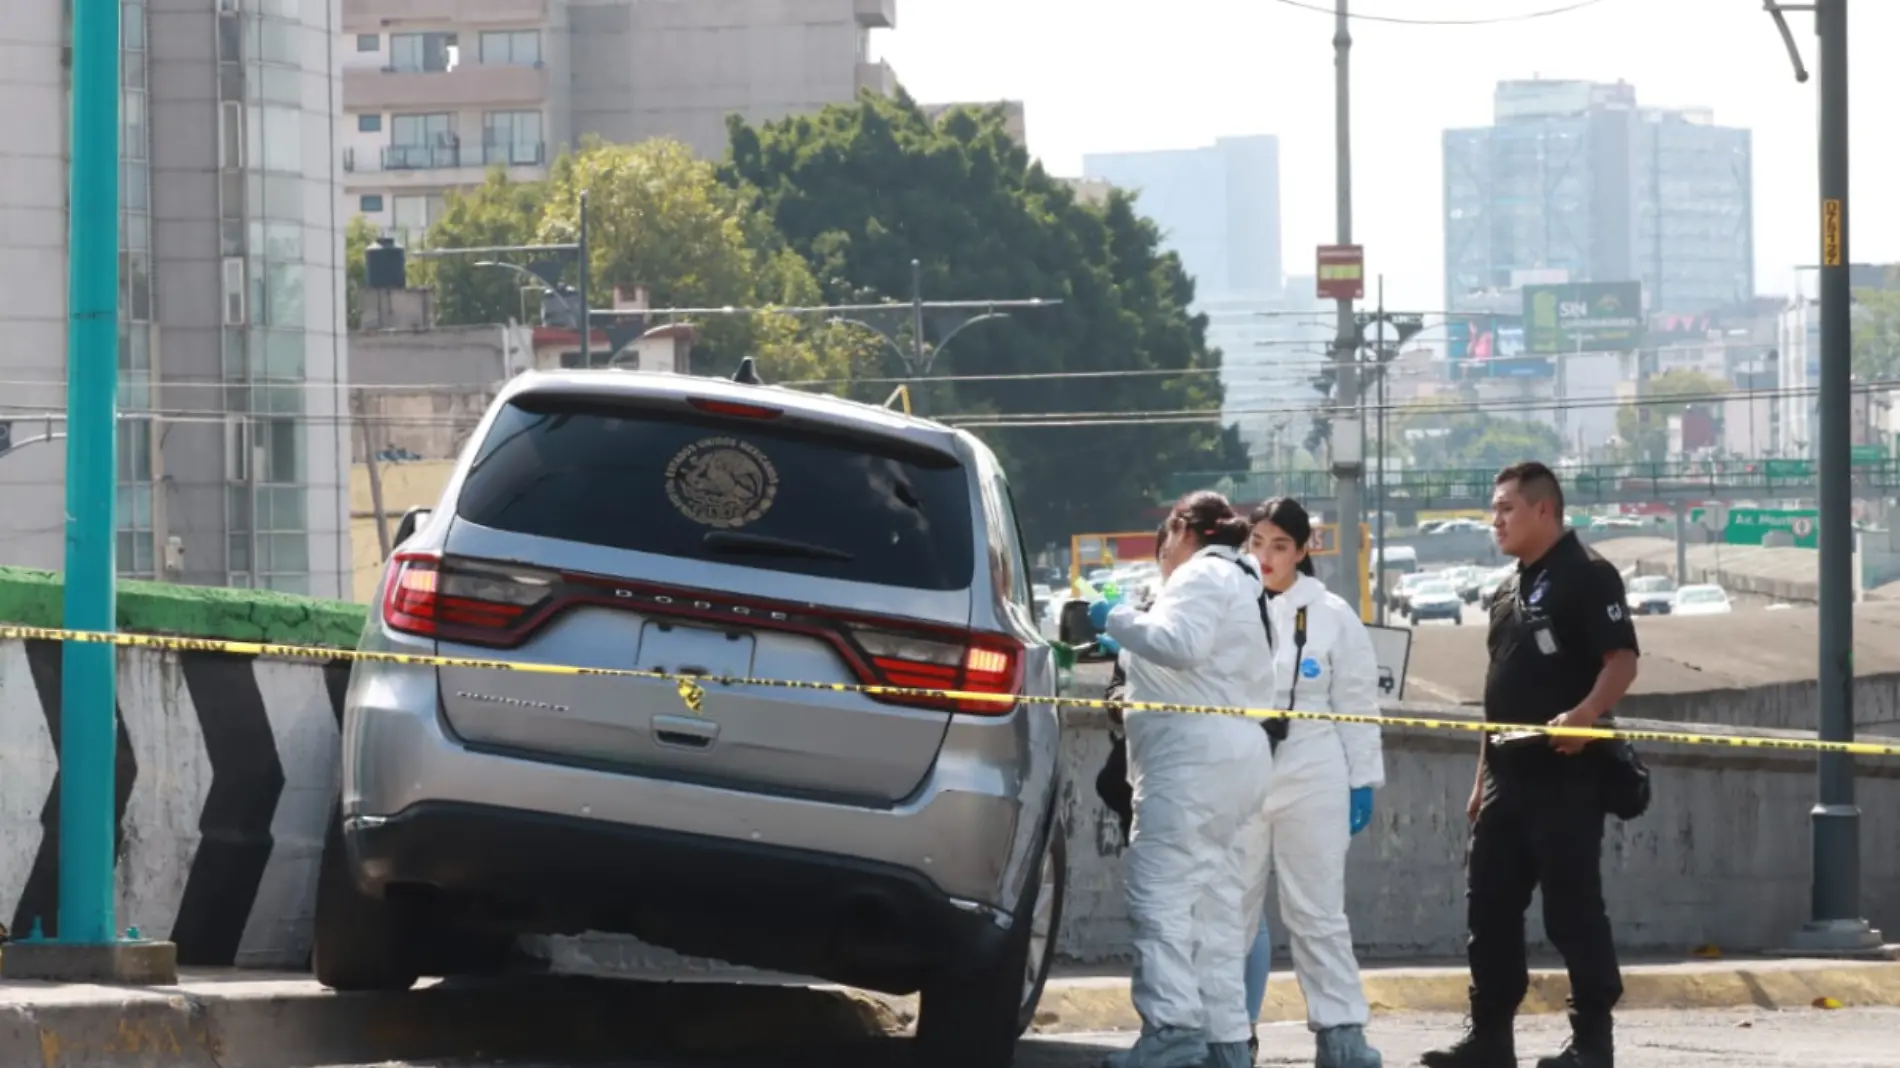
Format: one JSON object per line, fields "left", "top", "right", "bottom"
{"left": 1082, "top": 491, "right": 1277, "bottom": 1068}
{"left": 1240, "top": 497, "right": 1385, "bottom": 1068}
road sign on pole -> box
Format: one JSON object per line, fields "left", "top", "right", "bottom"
{"left": 1316, "top": 245, "right": 1365, "bottom": 300}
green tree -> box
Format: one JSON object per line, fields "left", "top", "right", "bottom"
{"left": 410, "top": 170, "right": 545, "bottom": 328}
{"left": 722, "top": 93, "right": 1245, "bottom": 544}
{"left": 344, "top": 215, "right": 377, "bottom": 330}
{"left": 1614, "top": 368, "right": 1728, "bottom": 461}
{"left": 1397, "top": 407, "right": 1563, "bottom": 472}
{"left": 1851, "top": 287, "right": 1900, "bottom": 380}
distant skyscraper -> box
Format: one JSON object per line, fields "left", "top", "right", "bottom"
{"left": 1443, "top": 79, "right": 1754, "bottom": 318}
{"left": 1084, "top": 137, "right": 1322, "bottom": 464}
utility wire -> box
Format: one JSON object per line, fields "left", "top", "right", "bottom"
{"left": 1267, "top": 0, "right": 1614, "bottom": 27}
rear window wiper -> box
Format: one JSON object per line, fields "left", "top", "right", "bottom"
{"left": 701, "top": 531, "right": 855, "bottom": 563}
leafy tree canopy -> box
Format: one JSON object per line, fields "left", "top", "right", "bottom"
{"left": 1396, "top": 407, "right": 1564, "bottom": 473}
{"left": 722, "top": 92, "right": 1245, "bottom": 546}
{"left": 1851, "top": 287, "right": 1900, "bottom": 380}
{"left": 1614, "top": 368, "right": 1727, "bottom": 461}
{"left": 348, "top": 140, "right": 878, "bottom": 385}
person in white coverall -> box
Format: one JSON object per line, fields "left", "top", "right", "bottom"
{"left": 1240, "top": 497, "right": 1385, "bottom": 1068}
{"left": 1084, "top": 490, "right": 1278, "bottom": 1068}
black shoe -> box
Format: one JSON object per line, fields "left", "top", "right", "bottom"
{"left": 1535, "top": 1040, "right": 1612, "bottom": 1068}
{"left": 1420, "top": 1017, "right": 1515, "bottom": 1068}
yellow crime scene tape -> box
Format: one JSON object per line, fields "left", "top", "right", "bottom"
{"left": 3, "top": 622, "right": 1899, "bottom": 758}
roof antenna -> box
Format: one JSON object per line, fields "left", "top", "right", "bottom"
{"left": 732, "top": 357, "right": 763, "bottom": 385}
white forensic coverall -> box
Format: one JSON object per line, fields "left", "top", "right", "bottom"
{"left": 1261, "top": 572, "right": 1385, "bottom": 1031}
{"left": 1102, "top": 545, "right": 1277, "bottom": 1051}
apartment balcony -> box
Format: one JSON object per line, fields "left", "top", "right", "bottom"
{"left": 855, "top": 59, "right": 897, "bottom": 96}
{"left": 854, "top": 0, "right": 896, "bottom": 29}
{"left": 343, "top": 0, "right": 548, "bottom": 33}
{"left": 342, "top": 141, "right": 548, "bottom": 190}
{"left": 343, "top": 62, "right": 548, "bottom": 112}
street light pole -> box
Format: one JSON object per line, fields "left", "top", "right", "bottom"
{"left": 1375, "top": 274, "right": 1387, "bottom": 625}
{"left": 1762, "top": 0, "right": 1882, "bottom": 956}
{"left": 577, "top": 191, "right": 591, "bottom": 367}
{"left": 1330, "top": 0, "right": 1364, "bottom": 613}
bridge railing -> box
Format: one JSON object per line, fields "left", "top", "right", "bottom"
{"left": 1162, "top": 459, "right": 1900, "bottom": 510}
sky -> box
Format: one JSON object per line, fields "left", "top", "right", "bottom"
{"left": 878, "top": 0, "right": 1900, "bottom": 317}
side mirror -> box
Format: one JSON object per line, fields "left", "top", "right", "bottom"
{"left": 392, "top": 507, "right": 432, "bottom": 552}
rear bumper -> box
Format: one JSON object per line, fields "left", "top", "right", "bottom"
{"left": 1411, "top": 603, "right": 1462, "bottom": 619}
{"left": 338, "top": 657, "right": 1060, "bottom": 982}
{"left": 344, "top": 801, "right": 1013, "bottom": 992}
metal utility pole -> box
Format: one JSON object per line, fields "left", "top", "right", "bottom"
{"left": 1330, "top": 0, "right": 1364, "bottom": 611}
{"left": 1374, "top": 275, "right": 1387, "bottom": 625}
{"left": 577, "top": 191, "right": 591, "bottom": 367}
{"left": 1764, "top": 0, "right": 1884, "bottom": 955}
{"left": 911, "top": 258, "right": 929, "bottom": 415}
{"left": 58, "top": 0, "right": 123, "bottom": 950}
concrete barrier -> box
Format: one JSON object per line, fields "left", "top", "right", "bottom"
{"left": 1054, "top": 704, "right": 1900, "bottom": 964}
{"left": 5, "top": 568, "right": 1896, "bottom": 980}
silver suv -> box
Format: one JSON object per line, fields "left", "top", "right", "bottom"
{"left": 317, "top": 367, "right": 1067, "bottom": 1066}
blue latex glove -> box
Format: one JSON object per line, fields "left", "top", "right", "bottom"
{"left": 1349, "top": 786, "right": 1375, "bottom": 835}
{"left": 1086, "top": 597, "right": 1117, "bottom": 631}
{"left": 1095, "top": 633, "right": 1122, "bottom": 657}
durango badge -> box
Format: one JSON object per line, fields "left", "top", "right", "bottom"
{"left": 665, "top": 436, "right": 780, "bottom": 528}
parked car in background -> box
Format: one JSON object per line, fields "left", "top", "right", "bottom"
{"left": 1408, "top": 579, "right": 1466, "bottom": 625}
{"left": 1672, "top": 584, "right": 1734, "bottom": 616}
{"left": 1389, "top": 571, "right": 1438, "bottom": 617}
{"left": 1477, "top": 565, "right": 1517, "bottom": 609}
{"left": 322, "top": 367, "right": 1066, "bottom": 1067}
{"left": 1625, "top": 575, "right": 1676, "bottom": 615}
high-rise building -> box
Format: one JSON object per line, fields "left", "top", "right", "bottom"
{"left": 341, "top": 0, "right": 898, "bottom": 239}
{"left": 1082, "top": 136, "right": 1318, "bottom": 463}
{"left": 1444, "top": 79, "right": 1754, "bottom": 319}
{"left": 0, "top": 0, "right": 351, "bottom": 596}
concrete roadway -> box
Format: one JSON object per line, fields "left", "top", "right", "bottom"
{"left": 314, "top": 1007, "right": 1897, "bottom": 1067}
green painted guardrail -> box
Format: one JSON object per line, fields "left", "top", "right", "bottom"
{"left": 0, "top": 566, "right": 368, "bottom": 648}
{"left": 1163, "top": 459, "right": 1900, "bottom": 508}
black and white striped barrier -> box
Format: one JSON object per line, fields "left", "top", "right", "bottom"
{"left": 0, "top": 638, "right": 347, "bottom": 968}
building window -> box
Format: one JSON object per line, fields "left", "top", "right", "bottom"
{"left": 478, "top": 30, "right": 540, "bottom": 66}
{"left": 391, "top": 193, "right": 445, "bottom": 243}
{"left": 357, "top": 113, "right": 382, "bottom": 133}
{"left": 222, "top": 256, "right": 246, "bottom": 324}
{"left": 482, "top": 110, "right": 543, "bottom": 166}
{"left": 356, "top": 33, "right": 378, "bottom": 52}
{"left": 360, "top": 194, "right": 384, "bottom": 214}
{"left": 387, "top": 112, "right": 457, "bottom": 169}
{"left": 388, "top": 31, "right": 457, "bottom": 73}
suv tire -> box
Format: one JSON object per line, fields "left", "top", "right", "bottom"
{"left": 312, "top": 808, "right": 420, "bottom": 993}
{"left": 915, "top": 822, "right": 1067, "bottom": 1068}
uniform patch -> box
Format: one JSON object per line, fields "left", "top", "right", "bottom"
{"left": 1300, "top": 657, "right": 1323, "bottom": 679}
{"left": 665, "top": 436, "right": 780, "bottom": 528}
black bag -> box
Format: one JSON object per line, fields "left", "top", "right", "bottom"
{"left": 1600, "top": 736, "right": 1652, "bottom": 820}
{"left": 1096, "top": 733, "right": 1134, "bottom": 843}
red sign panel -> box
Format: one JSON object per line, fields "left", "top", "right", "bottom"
{"left": 1316, "top": 245, "right": 1365, "bottom": 300}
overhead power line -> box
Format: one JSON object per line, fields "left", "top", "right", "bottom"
{"left": 1267, "top": 0, "right": 1614, "bottom": 26}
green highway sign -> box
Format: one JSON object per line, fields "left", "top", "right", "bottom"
{"left": 1724, "top": 507, "right": 1819, "bottom": 549}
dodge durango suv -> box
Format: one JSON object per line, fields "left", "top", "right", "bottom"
{"left": 317, "top": 367, "right": 1067, "bottom": 1067}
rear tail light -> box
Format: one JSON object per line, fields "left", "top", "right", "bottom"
{"left": 850, "top": 626, "right": 1023, "bottom": 715}
{"left": 687, "top": 397, "right": 782, "bottom": 420}
{"left": 382, "top": 551, "right": 558, "bottom": 647}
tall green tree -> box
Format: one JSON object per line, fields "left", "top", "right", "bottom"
{"left": 723, "top": 93, "right": 1244, "bottom": 545}
{"left": 1395, "top": 406, "right": 1564, "bottom": 472}
{"left": 1615, "top": 368, "right": 1728, "bottom": 461}
{"left": 1851, "top": 287, "right": 1900, "bottom": 380}
{"left": 345, "top": 145, "right": 872, "bottom": 385}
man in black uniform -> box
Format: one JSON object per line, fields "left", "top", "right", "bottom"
{"left": 1423, "top": 463, "right": 1639, "bottom": 1068}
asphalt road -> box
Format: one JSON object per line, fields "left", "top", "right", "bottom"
{"left": 313, "top": 1007, "right": 1899, "bottom": 1067}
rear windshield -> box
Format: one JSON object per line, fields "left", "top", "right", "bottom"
{"left": 455, "top": 396, "right": 975, "bottom": 591}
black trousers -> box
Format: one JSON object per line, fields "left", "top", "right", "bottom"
{"left": 1465, "top": 747, "right": 1623, "bottom": 1020}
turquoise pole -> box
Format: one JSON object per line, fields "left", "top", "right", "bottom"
{"left": 57, "top": 0, "right": 123, "bottom": 945}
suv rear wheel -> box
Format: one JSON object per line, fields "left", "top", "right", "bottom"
{"left": 914, "top": 823, "right": 1067, "bottom": 1068}
{"left": 312, "top": 809, "right": 420, "bottom": 992}
{"left": 312, "top": 810, "right": 528, "bottom": 991}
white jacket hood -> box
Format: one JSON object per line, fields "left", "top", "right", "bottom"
{"left": 1100, "top": 545, "right": 1279, "bottom": 760}
{"left": 1265, "top": 572, "right": 1386, "bottom": 789}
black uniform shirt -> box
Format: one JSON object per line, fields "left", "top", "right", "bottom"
{"left": 1484, "top": 531, "right": 1640, "bottom": 727}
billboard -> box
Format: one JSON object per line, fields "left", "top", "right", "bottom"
{"left": 1522, "top": 282, "right": 1644, "bottom": 354}
{"left": 1446, "top": 316, "right": 1554, "bottom": 379}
